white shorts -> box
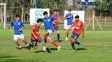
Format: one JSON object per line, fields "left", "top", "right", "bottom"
{"left": 47, "top": 30, "right": 53, "bottom": 37}
{"left": 14, "top": 34, "right": 24, "bottom": 41}
{"left": 66, "top": 25, "right": 72, "bottom": 30}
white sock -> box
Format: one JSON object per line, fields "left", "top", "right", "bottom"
{"left": 43, "top": 46, "right": 46, "bottom": 51}
{"left": 66, "top": 37, "right": 68, "bottom": 41}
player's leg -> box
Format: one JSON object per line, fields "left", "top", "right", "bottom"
{"left": 66, "top": 25, "right": 71, "bottom": 41}
{"left": 20, "top": 34, "right": 28, "bottom": 47}
{"left": 47, "top": 30, "right": 60, "bottom": 51}
{"left": 55, "top": 26, "right": 61, "bottom": 42}
{"left": 44, "top": 31, "right": 49, "bottom": 43}
{"left": 70, "top": 38, "right": 75, "bottom": 49}
{"left": 73, "top": 33, "right": 80, "bottom": 45}
{"left": 70, "top": 33, "right": 80, "bottom": 49}
{"left": 14, "top": 35, "right": 21, "bottom": 49}
{"left": 39, "top": 38, "right": 51, "bottom": 53}
{"left": 27, "top": 39, "right": 36, "bottom": 50}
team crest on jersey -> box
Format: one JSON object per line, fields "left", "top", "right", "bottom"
{"left": 78, "top": 23, "right": 80, "bottom": 26}
{"left": 18, "top": 23, "right": 20, "bottom": 25}
{"left": 48, "top": 19, "right": 50, "bottom": 22}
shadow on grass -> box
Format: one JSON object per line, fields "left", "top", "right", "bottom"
{"left": 21, "top": 46, "right": 28, "bottom": 49}
{"left": 0, "top": 55, "right": 17, "bottom": 59}
{"left": 50, "top": 48, "right": 57, "bottom": 51}
{"left": 35, "top": 50, "right": 46, "bottom": 53}
{"left": 76, "top": 48, "right": 86, "bottom": 50}
{"left": 0, "top": 55, "right": 24, "bottom": 62}
{"left": 0, "top": 59, "right": 23, "bottom": 62}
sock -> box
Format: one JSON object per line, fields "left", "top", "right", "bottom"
{"left": 22, "top": 39, "right": 28, "bottom": 45}
{"left": 66, "top": 32, "right": 69, "bottom": 37}
{"left": 44, "top": 34, "right": 48, "bottom": 42}
{"left": 71, "top": 42, "right": 75, "bottom": 49}
{"left": 51, "top": 42, "right": 59, "bottom": 47}
{"left": 32, "top": 41, "right": 37, "bottom": 47}
{"left": 75, "top": 41, "right": 80, "bottom": 45}
{"left": 57, "top": 34, "right": 60, "bottom": 41}
{"left": 15, "top": 41, "right": 20, "bottom": 47}
{"left": 46, "top": 48, "right": 51, "bottom": 53}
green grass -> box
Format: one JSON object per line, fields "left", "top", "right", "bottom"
{"left": 0, "top": 23, "right": 112, "bottom": 62}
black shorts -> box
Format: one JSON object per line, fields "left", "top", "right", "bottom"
{"left": 31, "top": 38, "right": 43, "bottom": 43}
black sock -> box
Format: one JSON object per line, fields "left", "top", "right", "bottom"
{"left": 46, "top": 48, "right": 51, "bottom": 53}
{"left": 75, "top": 41, "right": 80, "bottom": 45}
{"left": 57, "top": 34, "right": 60, "bottom": 41}
{"left": 75, "top": 41, "right": 78, "bottom": 44}
{"left": 71, "top": 43, "right": 75, "bottom": 49}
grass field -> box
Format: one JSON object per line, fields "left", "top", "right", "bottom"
{"left": 0, "top": 23, "right": 112, "bottom": 62}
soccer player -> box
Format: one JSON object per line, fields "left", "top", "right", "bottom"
{"left": 43, "top": 11, "right": 60, "bottom": 51}
{"left": 52, "top": 10, "right": 61, "bottom": 42}
{"left": 10, "top": 15, "right": 28, "bottom": 49}
{"left": 66, "top": 15, "right": 83, "bottom": 49}
{"left": 65, "top": 9, "right": 73, "bottom": 41}
{"left": 28, "top": 19, "right": 51, "bottom": 53}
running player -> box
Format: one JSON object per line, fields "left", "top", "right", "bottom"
{"left": 43, "top": 11, "right": 60, "bottom": 51}
{"left": 65, "top": 9, "right": 73, "bottom": 41}
{"left": 52, "top": 10, "right": 62, "bottom": 42}
{"left": 28, "top": 19, "right": 51, "bottom": 53}
{"left": 10, "top": 14, "right": 28, "bottom": 49}
{"left": 66, "top": 15, "right": 84, "bottom": 49}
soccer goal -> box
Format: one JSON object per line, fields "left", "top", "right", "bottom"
{"left": 0, "top": 3, "right": 6, "bottom": 29}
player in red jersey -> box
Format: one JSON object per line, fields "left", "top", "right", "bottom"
{"left": 66, "top": 15, "right": 84, "bottom": 49}
{"left": 52, "top": 10, "right": 62, "bottom": 42}
{"left": 28, "top": 19, "right": 51, "bottom": 53}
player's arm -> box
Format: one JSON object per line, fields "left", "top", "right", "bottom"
{"left": 31, "top": 30, "right": 38, "bottom": 39}
{"left": 19, "top": 22, "right": 24, "bottom": 31}
{"left": 31, "top": 26, "right": 38, "bottom": 39}
{"left": 9, "top": 20, "right": 14, "bottom": 30}
{"left": 81, "top": 22, "right": 84, "bottom": 38}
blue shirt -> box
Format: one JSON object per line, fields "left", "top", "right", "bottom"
{"left": 42, "top": 16, "right": 54, "bottom": 31}
{"left": 10, "top": 19, "right": 24, "bottom": 35}
{"left": 65, "top": 13, "right": 73, "bottom": 25}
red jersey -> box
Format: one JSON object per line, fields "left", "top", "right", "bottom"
{"left": 52, "top": 12, "right": 59, "bottom": 27}
{"left": 31, "top": 24, "right": 40, "bottom": 40}
{"left": 72, "top": 20, "right": 83, "bottom": 35}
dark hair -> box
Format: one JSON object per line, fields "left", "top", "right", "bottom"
{"left": 37, "top": 19, "right": 43, "bottom": 23}
{"left": 54, "top": 9, "right": 57, "bottom": 12}
{"left": 75, "top": 15, "right": 79, "bottom": 18}
{"left": 43, "top": 11, "right": 48, "bottom": 15}
{"left": 68, "top": 9, "right": 71, "bottom": 11}
{"left": 15, "top": 14, "right": 21, "bottom": 18}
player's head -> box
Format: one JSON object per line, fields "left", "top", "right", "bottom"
{"left": 75, "top": 15, "right": 79, "bottom": 21}
{"left": 15, "top": 14, "right": 21, "bottom": 21}
{"left": 43, "top": 11, "right": 48, "bottom": 18}
{"left": 54, "top": 10, "right": 57, "bottom": 13}
{"left": 37, "top": 19, "right": 43, "bottom": 25}
{"left": 68, "top": 9, "right": 71, "bottom": 13}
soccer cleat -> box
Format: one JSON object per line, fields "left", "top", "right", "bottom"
{"left": 71, "top": 43, "right": 75, "bottom": 50}
{"left": 43, "top": 46, "right": 46, "bottom": 51}
{"left": 58, "top": 40, "right": 63, "bottom": 42}
{"left": 57, "top": 46, "right": 60, "bottom": 51}
{"left": 76, "top": 41, "right": 81, "bottom": 46}
{"left": 66, "top": 37, "right": 68, "bottom": 41}
{"left": 26, "top": 44, "right": 29, "bottom": 47}
{"left": 27, "top": 44, "right": 33, "bottom": 50}
{"left": 16, "top": 46, "right": 22, "bottom": 49}
{"left": 46, "top": 48, "right": 51, "bottom": 53}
